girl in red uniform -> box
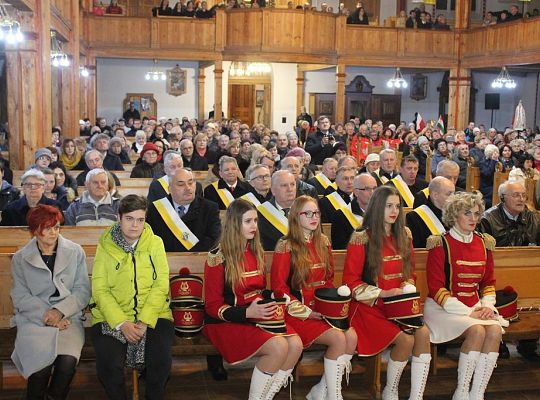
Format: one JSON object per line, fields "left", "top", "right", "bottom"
{"left": 271, "top": 195, "right": 357, "bottom": 400}
{"left": 424, "top": 192, "right": 502, "bottom": 400}
{"left": 203, "top": 199, "right": 303, "bottom": 399}
{"left": 343, "top": 186, "right": 431, "bottom": 400}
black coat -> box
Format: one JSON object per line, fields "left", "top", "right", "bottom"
{"left": 0, "top": 182, "right": 20, "bottom": 211}
{"left": 305, "top": 130, "right": 335, "bottom": 165}
{"left": 0, "top": 196, "right": 61, "bottom": 226}
{"left": 406, "top": 197, "right": 445, "bottom": 248}
{"left": 258, "top": 198, "right": 287, "bottom": 251}
{"left": 147, "top": 178, "right": 203, "bottom": 203}
{"left": 103, "top": 153, "right": 124, "bottom": 171}
{"left": 306, "top": 175, "right": 336, "bottom": 196}
{"left": 146, "top": 195, "right": 221, "bottom": 252}
{"left": 182, "top": 153, "right": 208, "bottom": 171}
{"left": 203, "top": 178, "right": 251, "bottom": 210}
{"left": 130, "top": 161, "right": 164, "bottom": 178}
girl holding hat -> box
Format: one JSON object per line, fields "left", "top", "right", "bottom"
{"left": 343, "top": 186, "right": 431, "bottom": 400}
{"left": 204, "top": 199, "right": 302, "bottom": 400}
{"left": 271, "top": 195, "right": 357, "bottom": 400}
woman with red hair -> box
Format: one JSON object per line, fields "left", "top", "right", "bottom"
{"left": 10, "top": 205, "right": 90, "bottom": 399}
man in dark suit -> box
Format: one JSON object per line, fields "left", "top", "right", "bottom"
{"left": 203, "top": 156, "right": 251, "bottom": 209}
{"left": 245, "top": 164, "right": 272, "bottom": 203}
{"left": 280, "top": 156, "right": 318, "bottom": 199}
{"left": 75, "top": 150, "right": 121, "bottom": 187}
{"left": 413, "top": 159, "right": 462, "bottom": 208}
{"left": 92, "top": 133, "right": 124, "bottom": 171}
{"left": 305, "top": 116, "right": 336, "bottom": 165}
{"left": 307, "top": 158, "right": 338, "bottom": 195}
{"left": 372, "top": 148, "right": 398, "bottom": 186}
{"left": 385, "top": 155, "right": 428, "bottom": 208}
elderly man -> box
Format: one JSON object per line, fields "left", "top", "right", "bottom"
{"left": 480, "top": 180, "right": 540, "bottom": 361}
{"left": 406, "top": 176, "right": 455, "bottom": 248}
{"left": 372, "top": 149, "right": 398, "bottom": 185}
{"left": 64, "top": 169, "right": 120, "bottom": 226}
{"left": 91, "top": 133, "right": 124, "bottom": 171}
{"left": 245, "top": 164, "right": 272, "bottom": 203}
{"left": 307, "top": 158, "right": 338, "bottom": 195}
{"left": 453, "top": 142, "right": 470, "bottom": 189}
{"left": 75, "top": 150, "right": 121, "bottom": 187}
{"left": 276, "top": 133, "right": 290, "bottom": 159}
{"left": 413, "top": 160, "right": 461, "bottom": 207}
{"left": 0, "top": 169, "right": 60, "bottom": 226}
{"left": 180, "top": 138, "right": 208, "bottom": 171}
{"left": 305, "top": 116, "right": 336, "bottom": 165}
{"left": 320, "top": 167, "right": 370, "bottom": 249}
{"left": 280, "top": 156, "right": 318, "bottom": 198}
{"left": 203, "top": 156, "right": 250, "bottom": 209}
{"left": 258, "top": 170, "right": 296, "bottom": 250}
{"left": 386, "top": 155, "right": 428, "bottom": 208}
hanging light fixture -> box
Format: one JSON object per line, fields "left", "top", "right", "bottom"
{"left": 491, "top": 66, "right": 516, "bottom": 89}
{"left": 144, "top": 59, "right": 166, "bottom": 81}
{"left": 50, "top": 31, "right": 70, "bottom": 68}
{"left": 229, "top": 61, "right": 271, "bottom": 77}
{"left": 0, "top": 3, "right": 24, "bottom": 45}
{"left": 80, "top": 66, "right": 90, "bottom": 77}
{"left": 386, "top": 67, "right": 408, "bottom": 89}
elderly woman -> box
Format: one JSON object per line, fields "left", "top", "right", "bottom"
{"left": 0, "top": 169, "right": 60, "bottom": 226}
{"left": 130, "top": 142, "right": 165, "bottom": 178}
{"left": 11, "top": 205, "right": 90, "bottom": 399}
{"left": 479, "top": 144, "right": 500, "bottom": 208}
{"left": 425, "top": 192, "right": 503, "bottom": 400}
{"left": 91, "top": 195, "right": 174, "bottom": 399}
{"left": 131, "top": 130, "right": 147, "bottom": 154}
{"left": 109, "top": 137, "right": 131, "bottom": 164}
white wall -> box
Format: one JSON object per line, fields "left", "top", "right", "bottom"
{"left": 97, "top": 58, "right": 199, "bottom": 123}
{"left": 271, "top": 63, "right": 297, "bottom": 133}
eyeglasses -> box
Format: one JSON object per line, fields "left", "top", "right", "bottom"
{"left": 355, "top": 187, "right": 376, "bottom": 192}
{"left": 23, "top": 183, "right": 44, "bottom": 189}
{"left": 508, "top": 193, "right": 528, "bottom": 200}
{"left": 299, "top": 210, "right": 321, "bottom": 218}
{"left": 252, "top": 174, "right": 271, "bottom": 181}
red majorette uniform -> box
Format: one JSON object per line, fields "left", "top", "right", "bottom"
{"left": 342, "top": 228, "right": 415, "bottom": 356}
{"left": 270, "top": 236, "right": 336, "bottom": 348}
{"left": 424, "top": 229, "right": 503, "bottom": 344}
{"left": 350, "top": 136, "right": 370, "bottom": 165}
{"left": 203, "top": 246, "right": 296, "bottom": 364}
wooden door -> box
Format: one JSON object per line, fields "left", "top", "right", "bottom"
{"left": 228, "top": 84, "right": 255, "bottom": 127}
{"left": 370, "top": 94, "right": 401, "bottom": 127}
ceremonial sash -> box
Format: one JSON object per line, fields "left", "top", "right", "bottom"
{"left": 421, "top": 187, "right": 429, "bottom": 199}
{"left": 259, "top": 201, "right": 288, "bottom": 236}
{"left": 326, "top": 192, "right": 363, "bottom": 230}
{"left": 391, "top": 175, "right": 414, "bottom": 208}
{"left": 211, "top": 181, "right": 235, "bottom": 208}
{"left": 240, "top": 192, "right": 262, "bottom": 208}
{"left": 314, "top": 173, "right": 337, "bottom": 190}
{"left": 158, "top": 176, "right": 170, "bottom": 194}
{"left": 153, "top": 198, "right": 199, "bottom": 250}
{"left": 414, "top": 204, "right": 445, "bottom": 235}
{"left": 375, "top": 171, "right": 389, "bottom": 185}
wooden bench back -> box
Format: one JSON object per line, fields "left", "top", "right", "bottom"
{"left": 466, "top": 166, "right": 480, "bottom": 192}
{"left": 492, "top": 169, "right": 510, "bottom": 206}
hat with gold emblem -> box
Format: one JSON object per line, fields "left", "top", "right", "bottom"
{"left": 170, "top": 267, "right": 204, "bottom": 303}
{"left": 314, "top": 286, "right": 351, "bottom": 331}
{"left": 382, "top": 291, "right": 424, "bottom": 329}
{"left": 171, "top": 301, "right": 205, "bottom": 337}
{"left": 249, "top": 290, "right": 288, "bottom": 334}
{"left": 495, "top": 286, "right": 518, "bottom": 322}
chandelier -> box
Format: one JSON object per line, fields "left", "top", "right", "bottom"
{"left": 50, "top": 31, "right": 70, "bottom": 68}
{"left": 386, "top": 67, "right": 408, "bottom": 89}
{"left": 0, "top": 3, "right": 24, "bottom": 44}
{"left": 80, "top": 66, "right": 90, "bottom": 77}
{"left": 491, "top": 66, "right": 516, "bottom": 89}
{"left": 145, "top": 59, "right": 166, "bottom": 81}
{"left": 230, "top": 62, "right": 272, "bottom": 77}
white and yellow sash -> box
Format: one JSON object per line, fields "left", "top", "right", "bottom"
{"left": 240, "top": 192, "right": 262, "bottom": 208}
{"left": 414, "top": 204, "right": 445, "bottom": 235}
{"left": 375, "top": 170, "right": 389, "bottom": 185}
{"left": 259, "top": 201, "right": 288, "bottom": 236}
{"left": 211, "top": 181, "right": 235, "bottom": 208}
{"left": 421, "top": 187, "right": 429, "bottom": 199}
{"left": 158, "top": 176, "right": 170, "bottom": 194}
{"left": 392, "top": 175, "right": 414, "bottom": 208}
{"left": 314, "top": 173, "right": 337, "bottom": 190}
{"left": 153, "top": 198, "right": 199, "bottom": 250}
{"left": 326, "top": 191, "right": 363, "bottom": 230}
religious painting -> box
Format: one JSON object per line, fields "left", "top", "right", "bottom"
{"left": 123, "top": 93, "right": 157, "bottom": 119}
{"left": 167, "top": 65, "right": 186, "bottom": 96}
{"left": 319, "top": 100, "right": 334, "bottom": 116}
{"left": 410, "top": 74, "right": 427, "bottom": 101}
{"left": 255, "top": 90, "right": 265, "bottom": 107}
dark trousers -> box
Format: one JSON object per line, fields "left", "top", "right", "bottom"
{"left": 26, "top": 354, "right": 77, "bottom": 400}
{"left": 92, "top": 319, "right": 175, "bottom": 400}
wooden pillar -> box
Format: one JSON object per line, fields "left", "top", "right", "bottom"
{"left": 61, "top": 0, "right": 80, "bottom": 137}
{"left": 454, "top": 0, "right": 470, "bottom": 30}
{"left": 214, "top": 60, "right": 223, "bottom": 120}
{"left": 296, "top": 67, "right": 305, "bottom": 115}
{"left": 6, "top": 0, "right": 52, "bottom": 169}
{"left": 86, "top": 55, "right": 97, "bottom": 122}
{"left": 448, "top": 67, "right": 471, "bottom": 131}
{"left": 335, "top": 64, "right": 346, "bottom": 124}
{"left": 198, "top": 67, "right": 206, "bottom": 122}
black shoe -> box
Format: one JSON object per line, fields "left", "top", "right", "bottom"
{"left": 517, "top": 340, "right": 540, "bottom": 362}
{"left": 207, "top": 355, "right": 228, "bottom": 381}
{"left": 437, "top": 344, "right": 448, "bottom": 356}
{"left": 499, "top": 342, "right": 510, "bottom": 359}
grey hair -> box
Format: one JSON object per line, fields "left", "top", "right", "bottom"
{"left": 84, "top": 149, "right": 104, "bottom": 163}
{"left": 379, "top": 148, "right": 396, "bottom": 160}
{"left": 484, "top": 144, "right": 499, "bottom": 159}
{"left": 271, "top": 169, "right": 295, "bottom": 189}
{"left": 135, "top": 130, "right": 146, "bottom": 140}
{"left": 246, "top": 164, "right": 269, "bottom": 181}
{"left": 163, "top": 151, "right": 183, "bottom": 167}
{"left": 90, "top": 133, "right": 110, "bottom": 148}
{"left": 218, "top": 155, "right": 238, "bottom": 171}
{"left": 436, "top": 160, "right": 459, "bottom": 176}
{"left": 498, "top": 179, "right": 525, "bottom": 199}
{"left": 85, "top": 168, "right": 108, "bottom": 185}
{"left": 21, "top": 168, "right": 45, "bottom": 184}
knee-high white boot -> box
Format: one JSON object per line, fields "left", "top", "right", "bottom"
{"left": 265, "top": 368, "right": 293, "bottom": 400}
{"left": 452, "top": 351, "right": 480, "bottom": 400}
{"left": 408, "top": 353, "right": 431, "bottom": 400}
{"left": 249, "top": 367, "right": 275, "bottom": 400}
{"left": 324, "top": 358, "right": 344, "bottom": 400}
{"left": 382, "top": 358, "right": 408, "bottom": 400}
{"left": 305, "top": 376, "right": 326, "bottom": 400}
{"left": 469, "top": 352, "right": 498, "bottom": 400}
{"left": 337, "top": 354, "right": 353, "bottom": 387}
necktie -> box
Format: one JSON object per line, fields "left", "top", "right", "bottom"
{"left": 178, "top": 205, "right": 186, "bottom": 218}
{"left": 229, "top": 185, "right": 235, "bottom": 193}
{"left": 283, "top": 208, "right": 290, "bottom": 217}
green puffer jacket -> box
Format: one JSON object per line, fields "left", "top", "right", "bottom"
{"left": 91, "top": 223, "right": 172, "bottom": 329}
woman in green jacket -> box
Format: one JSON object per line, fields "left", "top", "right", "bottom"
{"left": 90, "top": 194, "right": 173, "bottom": 400}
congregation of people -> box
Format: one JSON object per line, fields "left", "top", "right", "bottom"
{"left": 3, "top": 102, "right": 540, "bottom": 400}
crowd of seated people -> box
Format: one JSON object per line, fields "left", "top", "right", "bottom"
{"left": 485, "top": 5, "right": 540, "bottom": 25}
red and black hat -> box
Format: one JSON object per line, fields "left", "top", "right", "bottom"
{"left": 314, "top": 287, "right": 351, "bottom": 331}
{"left": 495, "top": 286, "right": 518, "bottom": 322}
{"left": 170, "top": 267, "right": 203, "bottom": 303}
{"left": 171, "top": 301, "right": 205, "bottom": 337}
{"left": 382, "top": 292, "right": 424, "bottom": 329}
{"left": 249, "top": 290, "right": 288, "bottom": 335}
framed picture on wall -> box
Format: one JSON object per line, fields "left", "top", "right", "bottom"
{"left": 410, "top": 74, "right": 427, "bottom": 101}
{"left": 167, "top": 65, "right": 186, "bottom": 96}
{"left": 255, "top": 90, "right": 265, "bottom": 107}
{"left": 123, "top": 93, "right": 157, "bottom": 119}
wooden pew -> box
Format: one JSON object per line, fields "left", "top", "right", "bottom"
{"left": 492, "top": 168, "right": 510, "bottom": 206}
{"left": 466, "top": 166, "right": 480, "bottom": 192}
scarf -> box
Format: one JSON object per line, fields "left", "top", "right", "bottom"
{"left": 60, "top": 150, "right": 82, "bottom": 170}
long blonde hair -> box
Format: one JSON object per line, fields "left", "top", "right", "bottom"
{"left": 221, "top": 199, "right": 265, "bottom": 288}
{"left": 284, "top": 195, "right": 330, "bottom": 289}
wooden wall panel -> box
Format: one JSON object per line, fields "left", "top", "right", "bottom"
{"left": 86, "top": 16, "right": 150, "bottom": 48}
{"left": 155, "top": 18, "right": 215, "bottom": 50}
{"left": 226, "top": 10, "right": 263, "bottom": 51}
{"left": 342, "top": 26, "right": 398, "bottom": 56}
{"left": 262, "top": 10, "right": 305, "bottom": 52}
{"left": 303, "top": 12, "right": 336, "bottom": 54}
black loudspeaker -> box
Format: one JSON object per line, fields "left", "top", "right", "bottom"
{"left": 485, "top": 93, "right": 500, "bottom": 110}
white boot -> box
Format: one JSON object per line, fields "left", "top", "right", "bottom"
{"left": 452, "top": 351, "right": 480, "bottom": 400}
{"left": 337, "top": 354, "right": 353, "bottom": 387}
{"left": 408, "top": 353, "right": 431, "bottom": 400}
{"left": 324, "top": 357, "right": 344, "bottom": 400}
{"left": 469, "top": 352, "right": 498, "bottom": 400}
{"left": 305, "top": 376, "right": 326, "bottom": 400}
{"left": 382, "top": 358, "right": 408, "bottom": 400}
{"left": 265, "top": 368, "right": 293, "bottom": 400}
{"left": 249, "top": 366, "right": 275, "bottom": 400}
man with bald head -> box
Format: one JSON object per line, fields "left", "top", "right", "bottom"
{"left": 413, "top": 159, "right": 461, "bottom": 207}
{"left": 406, "top": 176, "right": 455, "bottom": 248}
{"left": 307, "top": 157, "right": 338, "bottom": 195}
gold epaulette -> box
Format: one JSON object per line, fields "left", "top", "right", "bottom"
{"left": 349, "top": 230, "right": 369, "bottom": 245}
{"left": 404, "top": 226, "right": 412, "bottom": 240}
{"left": 274, "top": 238, "right": 291, "bottom": 254}
{"left": 426, "top": 235, "right": 443, "bottom": 250}
{"left": 479, "top": 232, "right": 496, "bottom": 251}
{"left": 207, "top": 247, "right": 225, "bottom": 267}
{"left": 321, "top": 233, "right": 331, "bottom": 248}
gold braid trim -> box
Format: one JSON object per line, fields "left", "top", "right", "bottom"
{"left": 321, "top": 234, "right": 331, "bottom": 248}
{"left": 426, "top": 235, "right": 443, "bottom": 250}
{"left": 287, "top": 300, "right": 312, "bottom": 320}
{"left": 349, "top": 230, "right": 369, "bottom": 245}
{"left": 404, "top": 226, "right": 412, "bottom": 240}
{"left": 274, "top": 238, "right": 291, "bottom": 254}
{"left": 480, "top": 233, "right": 496, "bottom": 251}
{"left": 207, "top": 248, "right": 225, "bottom": 267}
